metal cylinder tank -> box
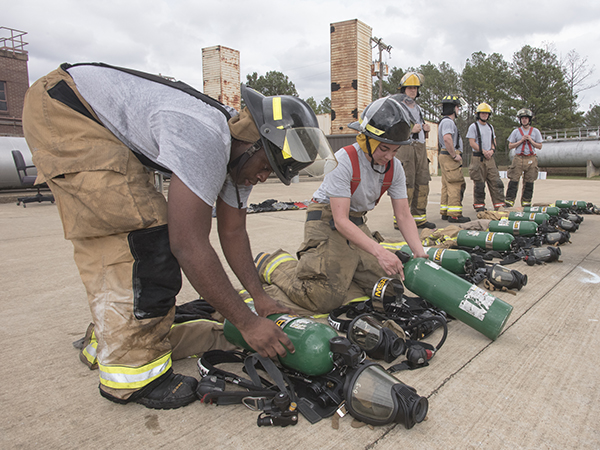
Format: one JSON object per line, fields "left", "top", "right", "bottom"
{"left": 509, "top": 139, "right": 600, "bottom": 167}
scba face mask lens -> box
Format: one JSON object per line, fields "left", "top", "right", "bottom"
{"left": 347, "top": 314, "right": 406, "bottom": 363}
{"left": 344, "top": 362, "right": 428, "bottom": 428}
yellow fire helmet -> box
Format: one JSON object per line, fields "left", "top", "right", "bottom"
{"left": 476, "top": 102, "right": 493, "bottom": 121}
{"left": 398, "top": 72, "right": 424, "bottom": 97}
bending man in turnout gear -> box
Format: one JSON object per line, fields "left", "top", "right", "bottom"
{"left": 255, "top": 95, "right": 428, "bottom": 314}
{"left": 466, "top": 102, "right": 505, "bottom": 212}
{"left": 393, "top": 72, "right": 435, "bottom": 229}
{"left": 506, "top": 108, "right": 543, "bottom": 207}
{"left": 438, "top": 95, "right": 470, "bottom": 223}
{"left": 22, "top": 63, "right": 332, "bottom": 409}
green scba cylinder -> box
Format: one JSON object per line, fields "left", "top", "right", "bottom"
{"left": 400, "top": 245, "right": 471, "bottom": 274}
{"left": 555, "top": 200, "right": 588, "bottom": 209}
{"left": 457, "top": 230, "right": 514, "bottom": 251}
{"left": 223, "top": 302, "right": 338, "bottom": 376}
{"left": 508, "top": 211, "right": 550, "bottom": 225}
{"left": 488, "top": 219, "right": 538, "bottom": 236}
{"left": 398, "top": 252, "right": 513, "bottom": 340}
{"left": 523, "top": 206, "right": 560, "bottom": 216}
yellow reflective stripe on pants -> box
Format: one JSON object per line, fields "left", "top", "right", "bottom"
{"left": 264, "top": 253, "right": 296, "bottom": 284}
{"left": 380, "top": 241, "right": 408, "bottom": 251}
{"left": 447, "top": 206, "right": 463, "bottom": 216}
{"left": 99, "top": 352, "right": 172, "bottom": 390}
{"left": 82, "top": 342, "right": 98, "bottom": 366}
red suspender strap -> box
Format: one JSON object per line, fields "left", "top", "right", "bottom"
{"left": 344, "top": 145, "right": 361, "bottom": 195}
{"left": 517, "top": 127, "right": 534, "bottom": 155}
{"left": 343, "top": 145, "right": 394, "bottom": 204}
{"left": 378, "top": 163, "right": 394, "bottom": 205}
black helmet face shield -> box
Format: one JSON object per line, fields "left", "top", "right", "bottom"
{"left": 242, "top": 84, "right": 335, "bottom": 185}
{"left": 348, "top": 95, "right": 414, "bottom": 146}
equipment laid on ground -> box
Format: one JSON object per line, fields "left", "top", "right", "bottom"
{"left": 524, "top": 246, "right": 562, "bottom": 266}
{"left": 523, "top": 206, "right": 560, "bottom": 216}
{"left": 457, "top": 230, "right": 515, "bottom": 252}
{"left": 508, "top": 211, "right": 550, "bottom": 225}
{"left": 223, "top": 301, "right": 338, "bottom": 376}
{"left": 488, "top": 219, "right": 538, "bottom": 237}
{"left": 395, "top": 251, "right": 513, "bottom": 340}
{"left": 399, "top": 245, "right": 471, "bottom": 275}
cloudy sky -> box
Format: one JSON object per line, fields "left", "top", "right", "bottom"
{"left": 4, "top": 0, "right": 600, "bottom": 113}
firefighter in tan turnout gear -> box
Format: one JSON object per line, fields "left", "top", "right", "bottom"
{"left": 438, "top": 95, "right": 471, "bottom": 223}
{"left": 393, "top": 72, "right": 435, "bottom": 229}
{"left": 466, "top": 102, "right": 506, "bottom": 212}
{"left": 22, "top": 63, "right": 332, "bottom": 410}
{"left": 506, "top": 108, "right": 543, "bottom": 207}
{"left": 255, "top": 95, "right": 428, "bottom": 314}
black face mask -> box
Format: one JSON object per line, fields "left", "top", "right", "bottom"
{"left": 347, "top": 314, "right": 406, "bottom": 363}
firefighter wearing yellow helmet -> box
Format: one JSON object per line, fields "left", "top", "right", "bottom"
{"left": 505, "top": 108, "right": 543, "bottom": 207}
{"left": 393, "top": 72, "right": 436, "bottom": 229}
{"left": 466, "top": 102, "right": 506, "bottom": 212}
{"left": 438, "top": 95, "right": 470, "bottom": 222}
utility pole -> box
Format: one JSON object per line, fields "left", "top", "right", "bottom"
{"left": 371, "top": 37, "right": 392, "bottom": 98}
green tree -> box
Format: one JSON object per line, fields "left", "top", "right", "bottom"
{"left": 461, "top": 52, "right": 514, "bottom": 152}
{"left": 372, "top": 66, "right": 405, "bottom": 100}
{"left": 510, "top": 45, "right": 578, "bottom": 130}
{"left": 245, "top": 71, "right": 298, "bottom": 97}
{"left": 412, "top": 62, "right": 460, "bottom": 121}
{"left": 319, "top": 97, "right": 331, "bottom": 114}
{"left": 305, "top": 96, "right": 319, "bottom": 114}
{"left": 584, "top": 104, "right": 600, "bottom": 127}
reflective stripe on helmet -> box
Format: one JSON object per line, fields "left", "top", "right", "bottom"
{"left": 272, "top": 97, "right": 283, "bottom": 121}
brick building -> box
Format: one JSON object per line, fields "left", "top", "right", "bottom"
{"left": 0, "top": 28, "right": 29, "bottom": 137}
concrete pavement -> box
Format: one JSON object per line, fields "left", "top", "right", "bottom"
{"left": 1, "top": 175, "right": 599, "bottom": 449}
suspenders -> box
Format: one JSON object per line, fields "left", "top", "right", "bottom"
{"left": 343, "top": 145, "right": 394, "bottom": 205}
{"left": 517, "top": 127, "right": 534, "bottom": 155}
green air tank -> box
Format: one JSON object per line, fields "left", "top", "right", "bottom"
{"left": 457, "top": 230, "right": 514, "bottom": 251}
{"left": 508, "top": 211, "right": 550, "bottom": 225}
{"left": 555, "top": 200, "right": 588, "bottom": 209}
{"left": 488, "top": 219, "right": 538, "bottom": 237}
{"left": 396, "top": 252, "right": 513, "bottom": 340}
{"left": 223, "top": 301, "right": 338, "bottom": 376}
{"left": 400, "top": 245, "right": 471, "bottom": 274}
{"left": 523, "top": 206, "right": 560, "bottom": 216}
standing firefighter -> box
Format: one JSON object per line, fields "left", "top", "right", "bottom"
{"left": 393, "top": 72, "right": 435, "bottom": 229}
{"left": 255, "top": 95, "right": 428, "bottom": 314}
{"left": 22, "top": 63, "right": 332, "bottom": 409}
{"left": 466, "top": 102, "right": 505, "bottom": 211}
{"left": 506, "top": 108, "right": 543, "bottom": 207}
{"left": 438, "top": 95, "right": 470, "bottom": 223}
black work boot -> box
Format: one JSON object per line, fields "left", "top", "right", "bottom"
{"left": 100, "top": 369, "right": 198, "bottom": 410}
{"left": 448, "top": 216, "right": 471, "bottom": 223}
{"left": 417, "top": 221, "right": 437, "bottom": 229}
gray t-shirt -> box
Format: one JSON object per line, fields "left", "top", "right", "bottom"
{"left": 466, "top": 122, "right": 496, "bottom": 152}
{"left": 508, "top": 126, "right": 543, "bottom": 156}
{"left": 438, "top": 116, "right": 463, "bottom": 153}
{"left": 67, "top": 65, "right": 251, "bottom": 208}
{"left": 406, "top": 103, "right": 425, "bottom": 143}
{"left": 312, "top": 143, "right": 407, "bottom": 212}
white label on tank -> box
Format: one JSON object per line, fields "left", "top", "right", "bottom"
{"left": 288, "top": 318, "right": 311, "bottom": 330}
{"left": 459, "top": 286, "right": 496, "bottom": 321}
{"left": 425, "top": 260, "right": 441, "bottom": 270}
{"left": 499, "top": 218, "right": 509, "bottom": 225}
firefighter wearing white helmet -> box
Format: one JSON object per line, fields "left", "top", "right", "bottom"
{"left": 438, "top": 95, "right": 470, "bottom": 223}
{"left": 506, "top": 108, "right": 543, "bottom": 207}
{"left": 466, "top": 102, "right": 506, "bottom": 212}
{"left": 22, "top": 62, "right": 332, "bottom": 410}
{"left": 393, "top": 72, "right": 436, "bottom": 229}
{"left": 255, "top": 94, "right": 428, "bottom": 314}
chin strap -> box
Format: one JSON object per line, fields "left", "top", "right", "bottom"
{"left": 227, "top": 141, "right": 262, "bottom": 209}
{"left": 366, "top": 138, "right": 391, "bottom": 175}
